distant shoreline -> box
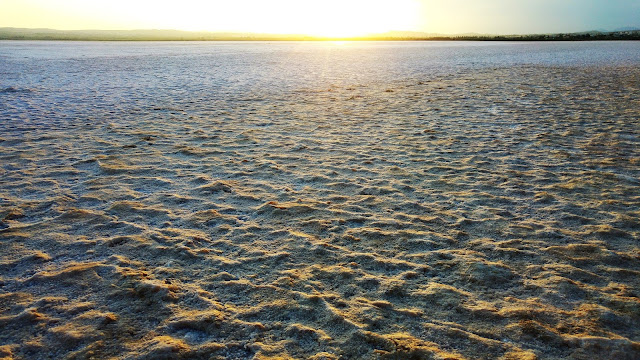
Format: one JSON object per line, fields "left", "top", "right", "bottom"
{"left": 1, "top": 27, "right": 639, "bottom": 41}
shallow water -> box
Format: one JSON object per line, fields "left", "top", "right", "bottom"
{"left": 0, "top": 41, "right": 639, "bottom": 359}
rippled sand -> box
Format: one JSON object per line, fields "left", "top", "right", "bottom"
{"left": 1, "top": 65, "right": 639, "bottom": 359}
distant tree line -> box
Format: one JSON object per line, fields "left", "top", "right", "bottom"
{"left": 1, "top": 27, "right": 639, "bottom": 41}
{"left": 447, "top": 31, "right": 640, "bottom": 41}
{"left": 366, "top": 30, "right": 640, "bottom": 41}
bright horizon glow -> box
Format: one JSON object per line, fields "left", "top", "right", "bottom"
{"left": 0, "top": 0, "right": 638, "bottom": 36}
{"left": 0, "top": 0, "right": 421, "bottom": 38}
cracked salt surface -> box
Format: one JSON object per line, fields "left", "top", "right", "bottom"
{"left": 0, "top": 40, "right": 639, "bottom": 359}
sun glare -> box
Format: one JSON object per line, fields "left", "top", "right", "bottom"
{"left": 235, "top": 0, "right": 420, "bottom": 38}
{"left": 156, "top": 0, "right": 421, "bottom": 38}
{"left": 1, "top": 0, "right": 420, "bottom": 38}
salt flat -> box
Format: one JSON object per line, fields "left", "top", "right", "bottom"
{"left": 0, "top": 41, "right": 639, "bottom": 359}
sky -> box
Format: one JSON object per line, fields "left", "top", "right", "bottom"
{"left": 0, "top": 0, "right": 639, "bottom": 36}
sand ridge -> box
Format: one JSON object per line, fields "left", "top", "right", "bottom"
{"left": 1, "top": 65, "right": 639, "bottom": 359}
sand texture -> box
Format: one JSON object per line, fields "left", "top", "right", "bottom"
{"left": 1, "top": 61, "right": 640, "bottom": 359}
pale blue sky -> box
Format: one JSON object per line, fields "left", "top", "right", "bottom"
{"left": 419, "top": 0, "right": 640, "bottom": 34}
{"left": 0, "top": 0, "right": 638, "bottom": 35}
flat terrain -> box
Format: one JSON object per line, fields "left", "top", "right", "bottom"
{"left": 1, "top": 42, "right": 639, "bottom": 359}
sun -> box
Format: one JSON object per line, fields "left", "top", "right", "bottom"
{"left": 240, "top": 0, "right": 421, "bottom": 38}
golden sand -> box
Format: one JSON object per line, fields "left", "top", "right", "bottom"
{"left": 1, "top": 65, "right": 639, "bottom": 359}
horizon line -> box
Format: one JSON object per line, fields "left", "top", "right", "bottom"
{"left": 1, "top": 26, "right": 639, "bottom": 42}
